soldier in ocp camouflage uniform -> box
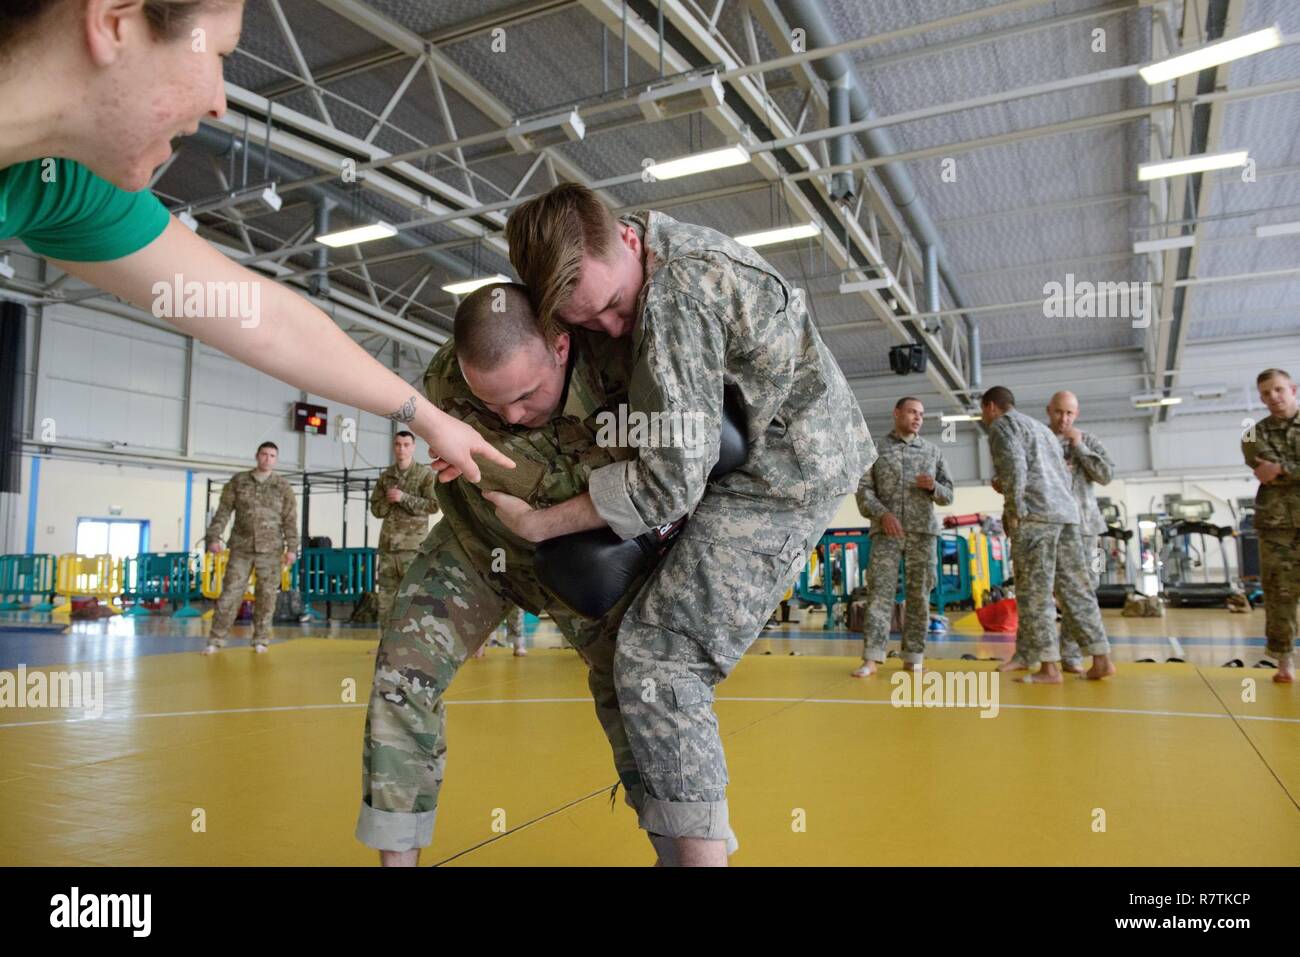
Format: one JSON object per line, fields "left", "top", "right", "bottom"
{"left": 503, "top": 187, "right": 873, "bottom": 865}
{"left": 369, "top": 431, "right": 438, "bottom": 631}
{"left": 1046, "top": 391, "right": 1116, "bottom": 671}
{"left": 981, "top": 386, "right": 1113, "bottom": 682}
{"left": 852, "top": 396, "right": 952, "bottom": 675}
{"left": 1243, "top": 368, "right": 1299, "bottom": 683}
{"left": 359, "top": 284, "right": 676, "bottom": 861}
{"left": 202, "top": 441, "right": 298, "bottom": 654}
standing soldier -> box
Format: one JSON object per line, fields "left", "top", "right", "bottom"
{"left": 980, "top": 387, "right": 1115, "bottom": 682}
{"left": 202, "top": 442, "right": 298, "bottom": 655}
{"left": 852, "top": 397, "right": 952, "bottom": 676}
{"left": 369, "top": 430, "right": 438, "bottom": 633}
{"left": 1046, "top": 391, "right": 1116, "bottom": 672}
{"left": 1243, "top": 368, "right": 1299, "bottom": 683}
{"left": 473, "top": 606, "right": 528, "bottom": 658}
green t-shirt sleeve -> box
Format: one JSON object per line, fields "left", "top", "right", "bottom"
{"left": 1, "top": 158, "right": 170, "bottom": 262}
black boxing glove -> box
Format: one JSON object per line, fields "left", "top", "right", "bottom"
{"left": 535, "top": 387, "right": 748, "bottom": 619}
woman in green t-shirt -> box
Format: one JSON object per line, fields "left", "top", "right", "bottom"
{"left": 0, "top": 0, "right": 511, "bottom": 483}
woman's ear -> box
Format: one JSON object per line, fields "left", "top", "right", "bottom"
{"left": 84, "top": 0, "right": 145, "bottom": 67}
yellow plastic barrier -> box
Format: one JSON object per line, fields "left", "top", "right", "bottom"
{"left": 52, "top": 553, "right": 124, "bottom": 617}
{"left": 968, "top": 529, "right": 991, "bottom": 609}
{"left": 200, "top": 551, "right": 291, "bottom": 600}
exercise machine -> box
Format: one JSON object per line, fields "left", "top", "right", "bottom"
{"left": 1157, "top": 496, "right": 1238, "bottom": 607}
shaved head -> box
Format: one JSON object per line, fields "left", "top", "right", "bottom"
{"left": 454, "top": 282, "right": 549, "bottom": 371}
{"left": 1047, "top": 390, "right": 1080, "bottom": 434}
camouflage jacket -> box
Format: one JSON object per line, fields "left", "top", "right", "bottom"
{"left": 987, "top": 409, "right": 1080, "bottom": 525}
{"left": 370, "top": 462, "right": 438, "bottom": 552}
{"left": 1059, "top": 429, "right": 1114, "bottom": 536}
{"left": 855, "top": 431, "right": 952, "bottom": 536}
{"left": 423, "top": 330, "right": 634, "bottom": 613}
{"left": 205, "top": 470, "right": 299, "bottom": 554}
{"left": 1242, "top": 411, "right": 1300, "bottom": 529}
{"left": 587, "top": 210, "right": 874, "bottom": 539}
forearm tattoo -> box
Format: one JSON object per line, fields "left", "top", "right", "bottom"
{"left": 386, "top": 394, "right": 418, "bottom": 424}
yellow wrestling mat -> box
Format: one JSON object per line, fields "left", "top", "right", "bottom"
{"left": 1, "top": 638, "right": 1296, "bottom": 866}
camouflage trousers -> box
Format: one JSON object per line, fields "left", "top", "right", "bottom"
{"left": 1260, "top": 529, "right": 1299, "bottom": 656}
{"left": 374, "top": 549, "right": 418, "bottom": 633}
{"left": 504, "top": 606, "right": 525, "bottom": 641}
{"left": 1012, "top": 521, "right": 1110, "bottom": 665}
{"left": 356, "top": 521, "right": 642, "bottom": 852}
{"left": 613, "top": 494, "right": 839, "bottom": 842}
{"left": 208, "top": 550, "right": 283, "bottom": 648}
{"left": 1059, "top": 533, "right": 1100, "bottom": 664}
{"left": 861, "top": 532, "right": 936, "bottom": 665}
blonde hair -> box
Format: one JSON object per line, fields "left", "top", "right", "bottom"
{"left": 504, "top": 183, "right": 619, "bottom": 338}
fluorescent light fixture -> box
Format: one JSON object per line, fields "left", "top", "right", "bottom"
{"left": 734, "top": 223, "right": 821, "bottom": 247}
{"left": 1192, "top": 386, "right": 1227, "bottom": 400}
{"left": 1138, "top": 150, "right": 1248, "bottom": 181}
{"left": 940, "top": 413, "right": 981, "bottom": 423}
{"left": 1139, "top": 26, "right": 1282, "bottom": 84}
{"left": 1133, "top": 396, "right": 1183, "bottom": 409}
{"left": 505, "top": 109, "right": 585, "bottom": 154}
{"left": 645, "top": 145, "right": 750, "bottom": 181}
{"left": 839, "top": 277, "right": 893, "bottom": 295}
{"left": 638, "top": 74, "right": 726, "bottom": 122}
{"left": 224, "top": 184, "right": 282, "bottom": 217}
{"left": 441, "top": 274, "right": 511, "bottom": 296}
{"left": 178, "top": 209, "right": 199, "bottom": 232}
{"left": 1255, "top": 220, "right": 1300, "bottom": 238}
{"left": 1138, "top": 520, "right": 1157, "bottom": 529}
{"left": 316, "top": 221, "right": 398, "bottom": 248}
{"left": 1133, "top": 234, "right": 1196, "bottom": 254}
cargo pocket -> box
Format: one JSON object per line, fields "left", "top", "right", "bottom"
{"left": 667, "top": 673, "right": 728, "bottom": 793}
{"left": 639, "top": 512, "right": 808, "bottom": 664}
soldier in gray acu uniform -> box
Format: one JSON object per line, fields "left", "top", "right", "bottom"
{"left": 1046, "top": 391, "right": 1115, "bottom": 671}
{"left": 503, "top": 184, "right": 873, "bottom": 865}
{"left": 853, "top": 396, "right": 952, "bottom": 674}
{"left": 369, "top": 430, "right": 438, "bottom": 631}
{"left": 203, "top": 441, "right": 299, "bottom": 654}
{"left": 980, "top": 386, "right": 1114, "bottom": 682}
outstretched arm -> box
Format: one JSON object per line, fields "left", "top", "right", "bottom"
{"left": 51, "top": 218, "right": 514, "bottom": 483}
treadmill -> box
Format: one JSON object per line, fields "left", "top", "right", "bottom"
{"left": 1234, "top": 497, "right": 1262, "bottom": 604}
{"left": 1095, "top": 498, "right": 1137, "bottom": 607}
{"left": 1158, "top": 497, "right": 1239, "bottom": 607}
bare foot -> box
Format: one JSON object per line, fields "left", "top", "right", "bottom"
{"left": 200, "top": 643, "right": 219, "bottom": 656}
{"left": 513, "top": 646, "right": 528, "bottom": 657}
{"left": 997, "top": 656, "right": 1029, "bottom": 673}
{"left": 1086, "top": 655, "right": 1117, "bottom": 679}
{"left": 472, "top": 645, "right": 486, "bottom": 659}
{"left": 253, "top": 644, "right": 268, "bottom": 654}
{"left": 902, "top": 661, "right": 924, "bottom": 672}
{"left": 1274, "top": 660, "right": 1294, "bottom": 683}
{"left": 1062, "top": 659, "right": 1086, "bottom": 674}
{"left": 851, "top": 661, "right": 878, "bottom": 678}
{"left": 1017, "top": 665, "right": 1063, "bottom": 684}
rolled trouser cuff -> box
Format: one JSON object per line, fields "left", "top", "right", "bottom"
{"left": 899, "top": 651, "right": 924, "bottom": 665}
{"left": 862, "top": 643, "right": 888, "bottom": 663}
{"left": 638, "top": 793, "right": 730, "bottom": 841}
{"left": 355, "top": 801, "right": 436, "bottom": 852}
